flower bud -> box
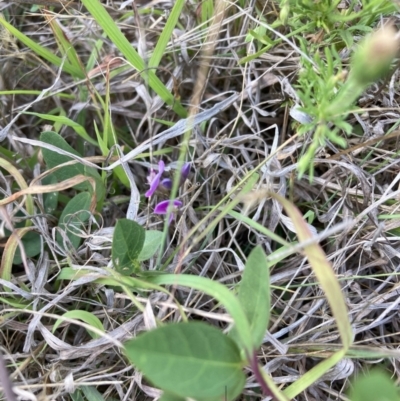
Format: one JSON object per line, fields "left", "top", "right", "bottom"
{"left": 350, "top": 24, "right": 399, "bottom": 86}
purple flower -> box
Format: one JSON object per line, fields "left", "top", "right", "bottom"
{"left": 181, "top": 163, "right": 190, "bottom": 180}
{"left": 160, "top": 178, "right": 173, "bottom": 190}
{"left": 145, "top": 160, "right": 165, "bottom": 197}
{"left": 154, "top": 199, "right": 183, "bottom": 224}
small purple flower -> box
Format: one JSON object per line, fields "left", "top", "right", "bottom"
{"left": 160, "top": 178, "right": 173, "bottom": 190}
{"left": 154, "top": 199, "right": 183, "bottom": 224}
{"left": 145, "top": 160, "right": 165, "bottom": 197}
{"left": 181, "top": 163, "right": 190, "bottom": 180}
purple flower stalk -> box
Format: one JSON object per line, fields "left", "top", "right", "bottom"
{"left": 154, "top": 200, "right": 183, "bottom": 224}
{"left": 145, "top": 160, "right": 165, "bottom": 197}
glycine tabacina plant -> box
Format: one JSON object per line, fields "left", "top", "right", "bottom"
{"left": 145, "top": 160, "right": 190, "bottom": 223}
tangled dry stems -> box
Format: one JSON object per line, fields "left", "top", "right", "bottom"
{"left": 0, "top": 0, "right": 400, "bottom": 400}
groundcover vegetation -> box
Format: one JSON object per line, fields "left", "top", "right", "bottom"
{"left": 0, "top": 0, "right": 400, "bottom": 400}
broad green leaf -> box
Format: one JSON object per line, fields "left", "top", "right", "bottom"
{"left": 138, "top": 230, "right": 163, "bottom": 261}
{"left": 40, "top": 131, "right": 105, "bottom": 203}
{"left": 143, "top": 274, "right": 253, "bottom": 354}
{"left": 124, "top": 322, "right": 245, "bottom": 401}
{"left": 42, "top": 175, "right": 59, "bottom": 214}
{"left": 236, "top": 246, "right": 270, "bottom": 348}
{"left": 57, "top": 192, "right": 92, "bottom": 250}
{"left": 112, "top": 219, "right": 145, "bottom": 275}
{"left": 13, "top": 231, "right": 42, "bottom": 265}
{"left": 52, "top": 310, "right": 105, "bottom": 339}
{"left": 158, "top": 393, "right": 187, "bottom": 401}
{"left": 349, "top": 370, "right": 400, "bottom": 401}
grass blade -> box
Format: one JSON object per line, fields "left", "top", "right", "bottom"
{"left": 79, "top": 0, "right": 187, "bottom": 117}
{"left": 0, "top": 16, "right": 84, "bottom": 78}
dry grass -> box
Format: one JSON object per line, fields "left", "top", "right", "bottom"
{"left": 0, "top": 0, "right": 400, "bottom": 400}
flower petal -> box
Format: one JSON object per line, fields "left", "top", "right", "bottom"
{"left": 181, "top": 163, "right": 190, "bottom": 180}
{"left": 161, "top": 178, "right": 173, "bottom": 190}
{"left": 158, "top": 160, "right": 165, "bottom": 174}
{"left": 145, "top": 160, "right": 165, "bottom": 197}
{"left": 154, "top": 199, "right": 183, "bottom": 215}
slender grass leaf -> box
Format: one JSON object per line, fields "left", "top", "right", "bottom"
{"left": 0, "top": 16, "right": 84, "bottom": 78}
{"left": 71, "top": 390, "right": 85, "bottom": 401}
{"left": 0, "top": 157, "right": 34, "bottom": 226}
{"left": 124, "top": 322, "right": 245, "bottom": 401}
{"left": 52, "top": 310, "right": 105, "bottom": 339}
{"left": 138, "top": 230, "right": 163, "bottom": 261}
{"left": 148, "top": 0, "right": 185, "bottom": 68}
{"left": 269, "top": 193, "right": 352, "bottom": 348}
{"left": 57, "top": 192, "right": 92, "bottom": 250}
{"left": 235, "top": 246, "right": 270, "bottom": 349}
{"left": 112, "top": 219, "right": 145, "bottom": 275}
{"left": 269, "top": 194, "right": 352, "bottom": 398}
{"left": 45, "top": 13, "right": 84, "bottom": 75}
{"left": 80, "top": 386, "right": 106, "bottom": 401}
{"left": 79, "top": 0, "right": 187, "bottom": 117}
{"left": 27, "top": 113, "right": 98, "bottom": 146}
{"left": 284, "top": 349, "right": 346, "bottom": 399}
{"left": 0, "top": 297, "right": 30, "bottom": 308}
{"left": 260, "top": 369, "right": 290, "bottom": 401}
{"left": 227, "top": 210, "right": 289, "bottom": 246}
{"left": 1, "top": 227, "right": 35, "bottom": 283}
{"left": 0, "top": 229, "right": 26, "bottom": 293}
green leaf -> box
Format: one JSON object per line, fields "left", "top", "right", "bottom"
{"left": 143, "top": 274, "right": 253, "bottom": 354}
{"left": 0, "top": 16, "right": 84, "bottom": 78}
{"left": 148, "top": 0, "right": 185, "bottom": 68}
{"left": 13, "top": 231, "right": 42, "bottom": 265}
{"left": 112, "top": 219, "right": 145, "bottom": 275}
{"left": 57, "top": 192, "right": 92, "bottom": 250}
{"left": 26, "top": 113, "right": 98, "bottom": 146}
{"left": 138, "top": 230, "right": 163, "bottom": 261}
{"left": 124, "top": 322, "right": 245, "bottom": 401}
{"left": 349, "top": 369, "right": 400, "bottom": 401}
{"left": 71, "top": 390, "right": 85, "bottom": 401}
{"left": 46, "top": 17, "right": 84, "bottom": 77}
{"left": 80, "top": 386, "right": 106, "bottom": 401}
{"left": 52, "top": 310, "right": 105, "bottom": 339}
{"left": 42, "top": 175, "right": 59, "bottom": 214}
{"left": 40, "top": 131, "right": 105, "bottom": 203}
{"left": 158, "top": 393, "right": 187, "bottom": 401}
{"left": 236, "top": 246, "right": 270, "bottom": 349}
{"left": 78, "top": 0, "right": 187, "bottom": 118}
